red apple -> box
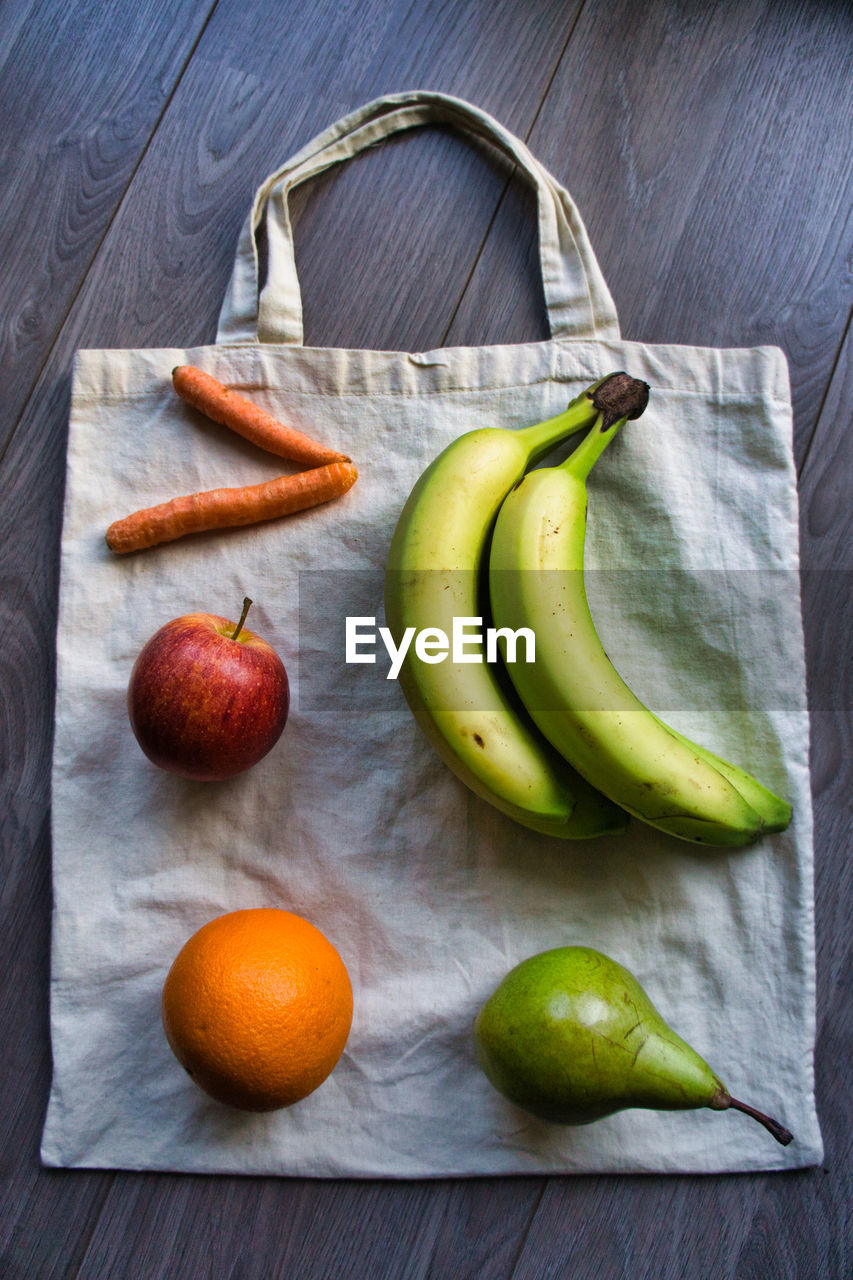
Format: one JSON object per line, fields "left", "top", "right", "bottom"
{"left": 128, "top": 597, "right": 289, "bottom": 780}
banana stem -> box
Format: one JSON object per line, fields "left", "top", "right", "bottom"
{"left": 517, "top": 393, "right": 600, "bottom": 464}
{"left": 518, "top": 372, "right": 649, "bottom": 467}
{"left": 561, "top": 411, "right": 627, "bottom": 481}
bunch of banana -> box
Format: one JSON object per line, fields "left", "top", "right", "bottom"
{"left": 383, "top": 374, "right": 648, "bottom": 838}
{"left": 488, "top": 400, "right": 793, "bottom": 847}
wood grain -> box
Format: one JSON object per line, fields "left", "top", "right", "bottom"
{"left": 0, "top": 0, "right": 849, "bottom": 1276}
{"left": 512, "top": 1169, "right": 841, "bottom": 1279}
{"left": 797, "top": 316, "right": 852, "bottom": 1268}
{"left": 0, "top": 0, "right": 215, "bottom": 457}
{"left": 449, "top": 0, "right": 853, "bottom": 460}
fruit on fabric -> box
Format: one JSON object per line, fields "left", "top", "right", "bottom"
{"left": 162, "top": 908, "right": 353, "bottom": 1111}
{"left": 474, "top": 946, "right": 792, "bottom": 1144}
{"left": 488, "top": 408, "right": 792, "bottom": 846}
{"left": 383, "top": 373, "right": 649, "bottom": 839}
{"left": 128, "top": 597, "right": 289, "bottom": 780}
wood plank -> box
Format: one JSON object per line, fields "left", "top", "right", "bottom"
{"left": 447, "top": 0, "right": 853, "bottom": 462}
{"left": 291, "top": 125, "right": 545, "bottom": 354}
{"left": 0, "top": 810, "right": 117, "bottom": 1280}
{"left": 0, "top": 0, "right": 44, "bottom": 73}
{"left": 0, "top": 0, "right": 216, "bottom": 458}
{"left": 798, "top": 321, "right": 853, "bottom": 569}
{"left": 72, "top": 1174, "right": 451, "bottom": 1279}
{"left": 797, "top": 319, "right": 852, "bottom": 1264}
{"left": 249, "top": 1180, "right": 445, "bottom": 1280}
{"left": 286, "top": 0, "right": 584, "bottom": 354}
{"left": 74, "top": 1175, "right": 308, "bottom": 1280}
{"left": 421, "top": 1179, "right": 546, "bottom": 1280}
{"left": 511, "top": 1169, "right": 841, "bottom": 1279}
{"left": 61, "top": 0, "right": 588, "bottom": 357}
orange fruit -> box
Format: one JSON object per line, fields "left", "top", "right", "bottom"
{"left": 161, "top": 908, "right": 353, "bottom": 1111}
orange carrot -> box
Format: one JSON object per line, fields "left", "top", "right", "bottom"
{"left": 105, "top": 462, "right": 358, "bottom": 554}
{"left": 171, "top": 366, "right": 350, "bottom": 466}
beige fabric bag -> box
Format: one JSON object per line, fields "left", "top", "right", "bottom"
{"left": 43, "top": 91, "right": 822, "bottom": 1176}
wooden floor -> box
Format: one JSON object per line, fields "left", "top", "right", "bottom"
{"left": 2, "top": 0, "right": 850, "bottom": 1275}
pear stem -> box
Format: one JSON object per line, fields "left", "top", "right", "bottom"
{"left": 518, "top": 394, "right": 598, "bottom": 463}
{"left": 726, "top": 1096, "right": 793, "bottom": 1146}
{"left": 231, "top": 596, "right": 253, "bottom": 642}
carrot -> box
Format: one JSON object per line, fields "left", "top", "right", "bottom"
{"left": 171, "top": 366, "right": 350, "bottom": 466}
{"left": 105, "top": 461, "right": 358, "bottom": 554}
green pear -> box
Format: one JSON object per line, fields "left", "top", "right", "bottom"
{"left": 474, "top": 947, "right": 792, "bottom": 1145}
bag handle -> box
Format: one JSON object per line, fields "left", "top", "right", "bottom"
{"left": 216, "top": 91, "right": 620, "bottom": 346}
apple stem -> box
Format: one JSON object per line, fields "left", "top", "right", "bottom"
{"left": 727, "top": 1097, "right": 794, "bottom": 1146}
{"left": 231, "top": 596, "right": 253, "bottom": 641}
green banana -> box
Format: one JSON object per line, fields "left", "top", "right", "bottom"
{"left": 488, "top": 410, "right": 792, "bottom": 847}
{"left": 648, "top": 714, "right": 792, "bottom": 832}
{"left": 384, "top": 375, "right": 647, "bottom": 839}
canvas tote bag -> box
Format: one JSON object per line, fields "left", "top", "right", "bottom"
{"left": 43, "top": 91, "right": 822, "bottom": 1176}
